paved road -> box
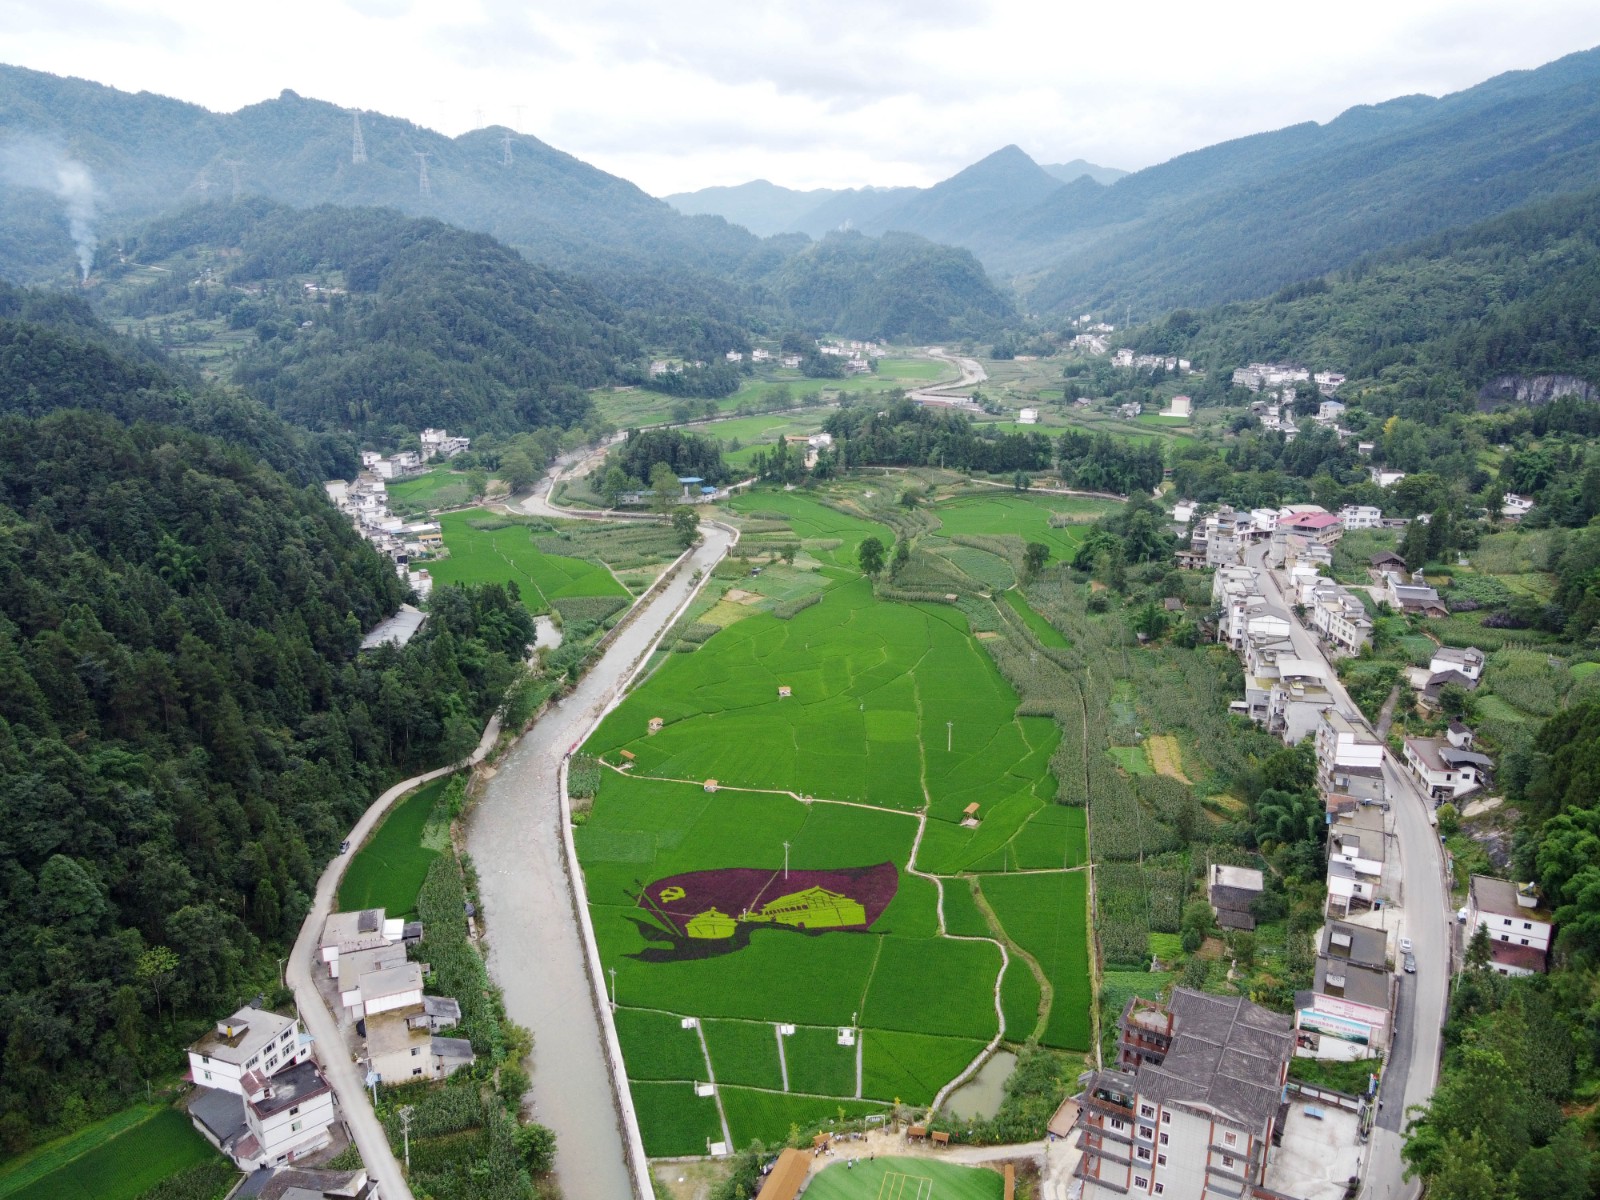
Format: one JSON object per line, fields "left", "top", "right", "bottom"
{"left": 1243, "top": 544, "right": 1449, "bottom": 1200}
{"left": 910, "top": 346, "right": 988, "bottom": 403}
{"left": 286, "top": 719, "right": 503, "bottom": 1200}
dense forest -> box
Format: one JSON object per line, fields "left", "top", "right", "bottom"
{"left": 0, "top": 298, "right": 536, "bottom": 1151}
{"left": 820, "top": 400, "right": 1053, "bottom": 474}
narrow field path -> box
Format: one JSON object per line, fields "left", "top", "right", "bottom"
{"left": 692, "top": 1020, "right": 734, "bottom": 1151}
{"left": 775, "top": 1024, "right": 790, "bottom": 1092}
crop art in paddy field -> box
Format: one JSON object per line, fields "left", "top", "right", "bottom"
{"left": 627, "top": 863, "right": 898, "bottom": 962}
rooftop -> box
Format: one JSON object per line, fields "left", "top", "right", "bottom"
{"left": 1489, "top": 942, "right": 1549, "bottom": 973}
{"left": 360, "top": 604, "right": 428, "bottom": 651}
{"left": 1322, "top": 921, "right": 1387, "bottom": 969}
{"left": 189, "top": 1086, "right": 247, "bottom": 1145}
{"left": 1314, "top": 956, "right": 1391, "bottom": 1011}
{"left": 357, "top": 962, "right": 423, "bottom": 1000}
{"left": 366, "top": 1010, "right": 430, "bottom": 1058}
{"left": 190, "top": 1005, "right": 296, "bottom": 1066}
{"left": 321, "top": 909, "right": 391, "bottom": 952}
{"left": 1211, "top": 864, "right": 1265, "bottom": 893}
{"left": 1131, "top": 989, "right": 1294, "bottom": 1130}
{"left": 1470, "top": 875, "right": 1552, "bottom": 922}
{"left": 247, "top": 1060, "right": 331, "bottom": 1120}
{"left": 432, "top": 1036, "right": 476, "bottom": 1061}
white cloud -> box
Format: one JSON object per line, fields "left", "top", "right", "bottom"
{"left": 4, "top": 0, "right": 1600, "bottom": 194}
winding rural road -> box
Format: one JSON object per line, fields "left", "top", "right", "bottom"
{"left": 286, "top": 718, "right": 504, "bottom": 1200}
{"left": 1244, "top": 542, "right": 1448, "bottom": 1200}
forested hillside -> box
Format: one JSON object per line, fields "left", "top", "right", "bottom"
{"left": 772, "top": 230, "right": 1016, "bottom": 341}
{"left": 0, "top": 279, "right": 352, "bottom": 480}
{"left": 0, "top": 296, "right": 536, "bottom": 1150}
{"left": 1128, "top": 184, "right": 1600, "bottom": 415}
{"left": 103, "top": 200, "right": 641, "bottom": 435}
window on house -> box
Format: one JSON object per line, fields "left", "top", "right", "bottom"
{"left": 1137, "top": 1148, "right": 1151, "bottom": 1161}
{"left": 1222, "top": 1155, "right": 1236, "bottom": 1169}
{"left": 1159, "top": 1133, "right": 1169, "bottom": 1145}
{"left": 1158, "top": 1154, "right": 1167, "bottom": 1166}
{"left": 1111, "top": 1119, "right": 1125, "bottom": 1131}
{"left": 1154, "top": 1186, "right": 1165, "bottom": 1196}
{"left": 412, "top": 1067, "right": 423, "bottom": 1076}
{"left": 1160, "top": 1112, "right": 1171, "bottom": 1124}
{"left": 1502, "top": 934, "right": 1510, "bottom": 941}
{"left": 1523, "top": 922, "right": 1532, "bottom": 929}
{"left": 1520, "top": 938, "right": 1529, "bottom": 945}
{"left": 289, "top": 1106, "right": 299, "bottom": 1116}
{"left": 1140, "top": 1104, "right": 1155, "bottom": 1117}
{"left": 201, "top": 1054, "right": 210, "bottom": 1064}
{"left": 1139, "top": 1126, "right": 1153, "bottom": 1140}
{"left": 290, "top": 1121, "right": 301, "bottom": 1133}
{"left": 411, "top": 1047, "right": 421, "bottom": 1056}
{"left": 1134, "top": 1178, "right": 1148, "bottom": 1190}
{"left": 1224, "top": 1132, "right": 1238, "bottom": 1146}
{"left": 202, "top": 1071, "right": 212, "bottom": 1082}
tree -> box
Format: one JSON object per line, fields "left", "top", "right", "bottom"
{"left": 601, "top": 465, "right": 632, "bottom": 507}
{"left": 1436, "top": 802, "right": 1460, "bottom": 837}
{"left": 1023, "top": 542, "right": 1049, "bottom": 579}
{"left": 649, "top": 462, "right": 680, "bottom": 514}
{"left": 136, "top": 945, "right": 179, "bottom": 1025}
{"left": 858, "top": 536, "right": 886, "bottom": 577}
{"left": 1466, "top": 923, "right": 1492, "bottom": 970}
{"left": 891, "top": 537, "right": 910, "bottom": 577}
{"left": 466, "top": 468, "right": 489, "bottom": 499}
{"left": 1400, "top": 517, "right": 1430, "bottom": 570}
{"left": 1012, "top": 470, "right": 1030, "bottom": 491}
{"left": 513, "top": 1122, "right": 557, "bottom": 1175}
{"left": 670, "top": 505, "right": 700, "bottom": 549}
{"left": 499, "top": 448, "right": 537, "bottom": 493}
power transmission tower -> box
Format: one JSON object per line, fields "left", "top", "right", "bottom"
{"left": 414, "top": 152, "right": 431, "bottom": 199}
{"left": 501, "top": 132, "right": 513, "bottom": 166}
{"left": 512, "top": 103, "right": 525, "bottom": 128}
{"left": 222, "top": 159, "right": 243, "bottom": 201}
{"left": 474, "top": 105, "right": 485, "bottom": 129}
{"left": 351, "top": 111, "right": 367, "bottom": 164}
{"left": 192, "top": 172, "right": 212, "bottom": 199}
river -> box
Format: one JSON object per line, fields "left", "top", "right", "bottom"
{"left": 466, "top": 524, "right": 734, "bottom": 1200}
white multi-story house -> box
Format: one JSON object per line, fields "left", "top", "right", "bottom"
{"left": 1466, "top": 875, "right": 1552, "bottom": 975}
{"left": 1316, "top": 398, "right": 1347, "bottom": 423}
{"left": 1308, "top": 582, "right": 1373, "bottom": 656}
{"left": 189, "top": 1059, "right": 337, "bottom": 1171}
{"left": 1316, "top": 710, "right": 1386, "bottom": 804}
{"left": 1404, "top": 736, "right": 1494, "bottom": 801}
{"left": 187, "top": 1006, "right": 310, "bottom": 1096}
{"left": 1326, "top": 806, "right": 1386, "bottom": 915}
{"left": 365, "top": 1011, "right": 476, "bottom": 1086}
{"left": 1369, "top": 467, "right": 1406, "bottom": 488}
{"left": 1428, "top": 646, "right": 1485, "bottom": 684}
{"left": 342, "top": 960, "right": 425, "bottom": 1021}
{"left": 1018, "top": 407, "right": 1039, "bottom": 424}
{"left": 1076, "top": 991, "right": 1294, "bottom": 1200}
{"left": 319, "top": 909, "right": 407, "bottom": 980}
{"left": 1338, "top": 505, "right": 1383, "bottom": 530}
{"left": 1502, "top": 493, "right": 1535, "bottom": 519}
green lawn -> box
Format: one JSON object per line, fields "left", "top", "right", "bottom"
{"left": 337, "top": 775, "right": 450, "bottom": 919}
{"left": 0, "top": 1108, "right": 228, "bottom": 1200}
{"left": 427, "top": 509, "right": 627, "bottom": 612}
{"left": 931, "top": 493, "right": 1116, "bottom": 562}
{"left": 386, "top": 466, "right": 476, "bottom": 512}
{"left": 981, "top": 871, "right": 1093, "bottom": 1051}
{"left": 803, "top": 1157, "right": 1004, "bottom": 1200}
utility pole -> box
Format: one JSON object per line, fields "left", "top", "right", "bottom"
{"left": 351, "top": 111, "right": 368, "bottom": 164}
{"left": 414, "top": 152, "right": 431, "bottom": 199}
{"left": 783, "top": 841, "right": 791, "bottom": 880}
{"left": 222, "top": 159, "right": 243, "bottom": 202}
{"left": 398, "top": 1105, "right": 414, "bottom": 1170}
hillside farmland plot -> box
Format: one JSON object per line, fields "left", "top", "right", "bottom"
{"left": 427, "top": 509, "right": 627, "bottom": 611}
{"left": 981, "top": 872, "right": 1093, "bottom": 1051}
{"left": 932, "top": 493, "right": 1117, "bottom": 562}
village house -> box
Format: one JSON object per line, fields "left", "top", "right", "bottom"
{"left": 1369, "top": 467, "right": 1407, "bottom": 488}
{"left": 1307, "top": 582, "right": 1373, "bottom": 655}
{"left": 1326, "top": 806, "right": 1387, "bottom": 916}
{"left": 1075, "top": 990, "right": 1295, "bottom": 1200}
{"left": 781, "top": 354, "right": 802, "bottom": 369}
{"left": 1232, "top": 362, "right": 1310, "bottom": 391}
{"left": 365, "top": 1010, "right": 476, "bottom": 1086}
{"left": 1428, "top": 646, "right": 1485, "bottom": 684}
{"left": 1383, "top": 572, "right": 1449, "bottom": 617}
{"left": 187, "top": 1005, "right": 311, "bottom": 1095}
{"left": 1315, "top": 398, "right": 1346, "bottom": 424}
{"left": 1018, "top": 407, "right": 1039, "bottom": 424}
{"left": 1403, "top": 735, "right": 1493, "bottom": 801}
{"left": 1501, "top": 493, "right": 1535, "bottom": 519}
{"left": 1160, "top": 395, "right": 1192, "bottom": 418}
{"left": 1283, "top": 511, "right": 1343, "bottom": 545}
{"left": 407, "top": 995, "right": 463, "bottom": 1034}
{"left": 318, "top": 909, "right": 407, "bottom": 980}
{"left": 245, "top": 1168, "right": 377, "bottom": 1200}
{"left": 1171, "top": 500, "right": 1196, "bottom": 525}
{"left": 419, "top": 428, "right": 470, "bottom": 460}
{"left": 189, "top": 1058, "right": 337, "bottom": 1171}
{"left": 341, "top": 960, "right": 425, "bottom": 1021}
{"left": 1314, "top": 370, "right": 1347, "bottom": 393}
{"left": 1466, "top": 875, "right": 1552, "bottom": 976}
{"left": 1208, "top": 863, "right": 1264, "bottom": 931}
{"left": 751, "top": 347, "right": 771, "bottom": 362}
{"left": 1315, "top": 710, "right": 1387, "bottom": 804}
{"left": 1338, "top": 504, "right": 1383, "bottom": 530}
{"left": 1304, "top": 932, "right": 1392, "bottom": 1057}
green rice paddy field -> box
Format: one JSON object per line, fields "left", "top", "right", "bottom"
{"left": 931, "top": 493, "right": 1116, "bottom": 562}
{"left": 427, "top": 509, "right": 627, "bottom": 612}
{"left": 0, "top": 1108, "right": 227, "bottom": 1200}
{"left": 337, "top": 775, "right": 450, "bottom": 918}
{"left": 578, "top": 490, "right": 1095, "bottom": 1154}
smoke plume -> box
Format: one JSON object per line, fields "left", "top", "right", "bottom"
{"left": 1, "top": 137, "right": 100, "bottom": 280}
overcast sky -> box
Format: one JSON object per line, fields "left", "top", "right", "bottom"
{"left": 8, "top": 0, "right": 1600, "bottom": 195}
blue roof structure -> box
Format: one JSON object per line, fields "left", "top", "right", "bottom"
{"left": 677, "top": 475, "right": 704, "bottom": 484}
